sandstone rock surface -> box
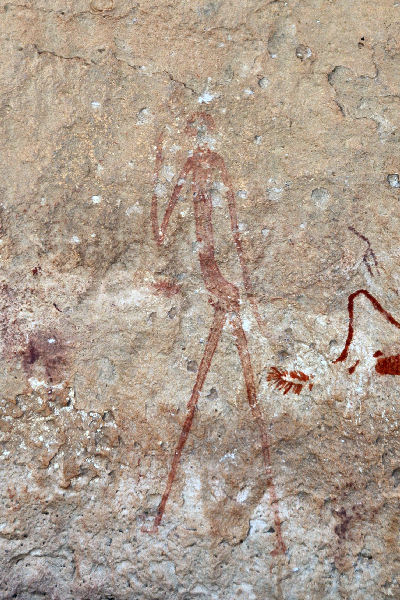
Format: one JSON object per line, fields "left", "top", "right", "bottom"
{"left": 1, "top": 1, "right": 400, "bottom": 598}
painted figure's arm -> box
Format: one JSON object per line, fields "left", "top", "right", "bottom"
{"left": 217, "top": 155, "right": 266, "bottom": 333}
{"left": 151, "top": 133, "right": 192, "bottom": 245}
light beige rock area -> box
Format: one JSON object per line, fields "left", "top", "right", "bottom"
{"left": 1, "top": 0, "right": 400, "bottom": 598}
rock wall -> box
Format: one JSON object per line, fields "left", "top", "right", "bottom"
{"left": 1, "top": 1, "right": 400, "bottom": 598}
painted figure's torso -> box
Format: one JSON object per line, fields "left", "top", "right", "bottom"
{"left": 186, "top": 147, "right": 239, "bottom": 310}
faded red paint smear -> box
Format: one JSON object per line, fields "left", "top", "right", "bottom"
{"left": 153, "top": 280, "right": 182, "bottom": 298}
{"left": 146, "top": 114, "right": 286, "bottom": 555}
{"left": 20, "top": 332, "right": 69, "bottom": 384}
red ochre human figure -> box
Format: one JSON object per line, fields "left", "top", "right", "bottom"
{"left": 334, "top": 289, "right": 400, "bottom": 375}
{"left": 146, "top": 113, "right": 286, "bottom": 555}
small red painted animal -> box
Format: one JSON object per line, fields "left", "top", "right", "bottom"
{"left": 334, "top": 289, "right": 400, "bottom": 375}
{"left": 267, "top": 367, "right": 314, "bottom": 395}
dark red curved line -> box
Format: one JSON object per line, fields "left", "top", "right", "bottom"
{"left": 334, "top": 289, "right": 400, "bottom": 363}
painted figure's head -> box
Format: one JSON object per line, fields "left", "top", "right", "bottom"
{"left": 185, "top": 112, "right": 216, "bottom": 139}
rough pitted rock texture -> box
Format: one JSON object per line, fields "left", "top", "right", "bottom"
{"left": 2, "top": 1, "right": 400, "bottom": 598}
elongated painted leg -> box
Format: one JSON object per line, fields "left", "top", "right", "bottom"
{"left": 144, "top": 306, "right": 227, "bottom": 532}
{"left": 231, "top": 315, "right": 286, "bottom": 555}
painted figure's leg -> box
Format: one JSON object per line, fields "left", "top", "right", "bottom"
{"left": 231, "top": 315, "right": 286, "bottom": 555}
{"left": 147, "top": 306, "right": 227, "bottom": 532}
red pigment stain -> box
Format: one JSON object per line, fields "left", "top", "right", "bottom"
{"left": 375, "top": 354, "right": 400, "bottom": 376}
{"left": 267, "top": 367, "right": 314, "bottom": 395}
{"left": 146, "top": 113, "right": 286, "bottom": 555}
{"left": 153, "top": 280, "right": 182, "bottom": 298}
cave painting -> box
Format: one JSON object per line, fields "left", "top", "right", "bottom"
{"left": 267, "top": 367, "right": 314, "bottom": 395}
{"left": 348, "top": 226, "right": 380, "bottom": 277}
{"left": 334, "top": 289, "right": 400, "bottom": 375}
{"left": 146, "top": 112, "right": 286, "bottom": 555}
